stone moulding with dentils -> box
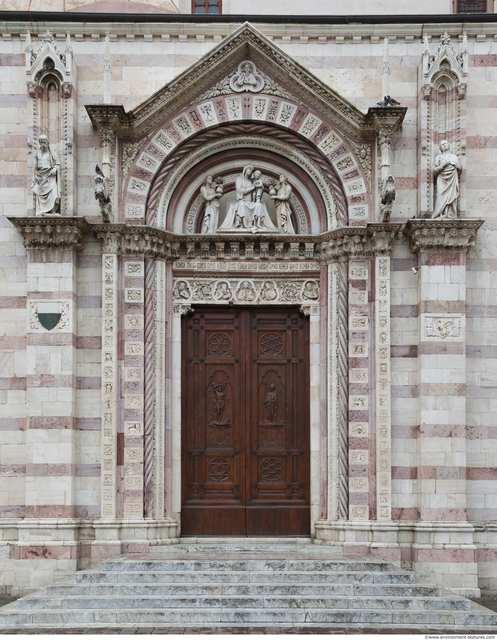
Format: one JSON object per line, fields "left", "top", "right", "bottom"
{"left": 9, "top": 217, "right": 484, "bottom": 260}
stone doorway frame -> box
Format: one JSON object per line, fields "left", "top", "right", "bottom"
{"left": 156, "top": 264, "right": 325, "bottom": 537}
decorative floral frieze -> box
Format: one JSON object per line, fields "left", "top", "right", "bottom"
{"left": 9, "top": 217, "right": 89, "bottom": 251}
{"left": 172, "top": 277, "right": 319, "bottom": 310}
{"left": 405, "top": 219, "right": 483, "bottom": 254}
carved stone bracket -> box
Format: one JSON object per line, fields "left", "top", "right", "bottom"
{"left": 316, "top": 223, "right": 402, "bottom": 262}
{"left": 9, "top": 216, "right": 90, "bottom": 251}
{"left": 404, "top": 219, "right": 484, "bottom": 254}
{"left": 93, "top": 224, "right": 179, "bottom": 260}
{"left": 365, "top": 107, "right": 407, "bottom": 217}
{"left": 86, "top": 104, "right": 130, "bottom": 137}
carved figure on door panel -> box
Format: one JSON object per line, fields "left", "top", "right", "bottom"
{"left": 208, "top": 381, "right": 230, "bottom": 426}
{"left": 264, "top": 383, "right": 278, "bottom": 423}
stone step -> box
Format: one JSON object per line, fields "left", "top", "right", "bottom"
{"left": 15, "top": 594, "right": 472, "bottom": 612}
{"left": 75, "top": 569, "right": 415, "bottom": 585}
{"left": 99, "top": 559, "right": 390, "bottom": 572}
{"left": 46, "top": 582, "right": 443, "bottom": 597}
{"left": 2, "top": 607, "right": 497, "bottom": 627}
{"left": 3, "top": 547, "right": 497, "bottom": 631}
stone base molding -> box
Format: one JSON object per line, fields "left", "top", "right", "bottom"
{"left": 1, "top": 518, "right": 179, "bottom": 596}
{"left": 315, "top": 519, "right": 482, "bottom": 597}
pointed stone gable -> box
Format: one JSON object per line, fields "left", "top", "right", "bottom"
{"left": 87, "top": 23, "right": 406, "bottom": 229}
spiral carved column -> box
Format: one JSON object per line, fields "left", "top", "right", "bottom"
{"left": 143, "top": 257, "right": 155, "bottom": 518}
{"left": 338, "top": 258, "right": 349, "bottom": 520}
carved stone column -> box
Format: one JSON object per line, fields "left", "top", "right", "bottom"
{"left": 86, "top": 106, "right": 127, "bottom": 220}
{"left": 405, "top": 218, "right": 483, "bottom": 594}
{"left": 316, "top": 222, "right": 400, "bottom": 532}
{"left": 372, "top": 232, "right": 394, "bottom": 521}
{"left": 94, "top": 225, "right": 178, "bottom": 532}
{"left": 9, "top": 217, "right": 88, "bottom": 577}
{"left": 98, "top": 231, "right": 120, "bottom": 520}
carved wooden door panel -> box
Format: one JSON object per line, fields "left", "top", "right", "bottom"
{"left": 181, "top": 306, "right": 309, "bottom": 536}
{"left": 246, "top": 309, "right": 310, "bottom": 536}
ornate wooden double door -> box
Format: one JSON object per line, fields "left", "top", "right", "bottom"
{"left": 181, "top": 306, "right": 310, "bottom": 536}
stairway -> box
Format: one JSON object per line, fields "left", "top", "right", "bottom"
{"left": 1, "top": 539, "right": 497, "bottom": 631}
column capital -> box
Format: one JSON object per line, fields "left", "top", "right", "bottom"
{"left": 93, "top": 223, "right": 180, "bottom": 260}
{"left": 9, "top": 216, "right": 90, "bottom": 251}
{"left": 316, "top": 222, "right": 402, "bottom": 263}
{"left": 365, "top": 106, "right": 407, "bottom": 140}
{"left": 404, "top": 218, "right": 484, "bottom": 254}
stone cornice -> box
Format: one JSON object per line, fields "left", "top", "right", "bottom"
{"left": 4, "top": 21, "right": 496, "bottom": 40}
{"left": 404, "top": 219, "right": 484, "bottom": 254}
{"left": 7, "top": 218, "right": 407, "bottom": 260}
{"left": 8, "top": 216, "right": 90, "bottom": 251}
{"left": 91, "top": 222, "right": 401, "bottom": 261}
{"left": 316, "top": 223, "right": 402, "bottom": 262}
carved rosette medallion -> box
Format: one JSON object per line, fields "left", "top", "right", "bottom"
{"left": 261, "top": 457, "right": 284, "bottom": 482}
{"left": 260, "top": 332, "right": 284, "bottom": 356}
{"left": 208, "top": 458, "right": 231, "bottom": 483}
{"left": 208, "top": 332, "right": 232, "bottom": 356}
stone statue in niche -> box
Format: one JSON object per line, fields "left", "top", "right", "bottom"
{"left": 433, "top": 140, "right": 462, "bottom": 219}
{"left": 217, "top": 165, "right": 279, "bottom": 233}
{"left": 229, "top": 61, "right": 264, "bottom": 93}
{"left": 31, "top": 135, "right": 61, "bottom": 215}
{"left": 94, "top": 164, "right": 112, "bottom": 223}
{"left": 201, "top": 175, "right": 223, "bottom": 234}
{"left": 270, "top": 174, "right": 296, "bottom": 234}
{"left": 380, "top": 175, "right": 396, "bottom": 222}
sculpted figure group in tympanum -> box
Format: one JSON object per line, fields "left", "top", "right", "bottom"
{"left": 201, "top": 164, "right": 296, "bottom": 235}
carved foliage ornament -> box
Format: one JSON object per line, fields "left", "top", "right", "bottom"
{"left": 9, "top": 217, "right": 89, "bottom": 251}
